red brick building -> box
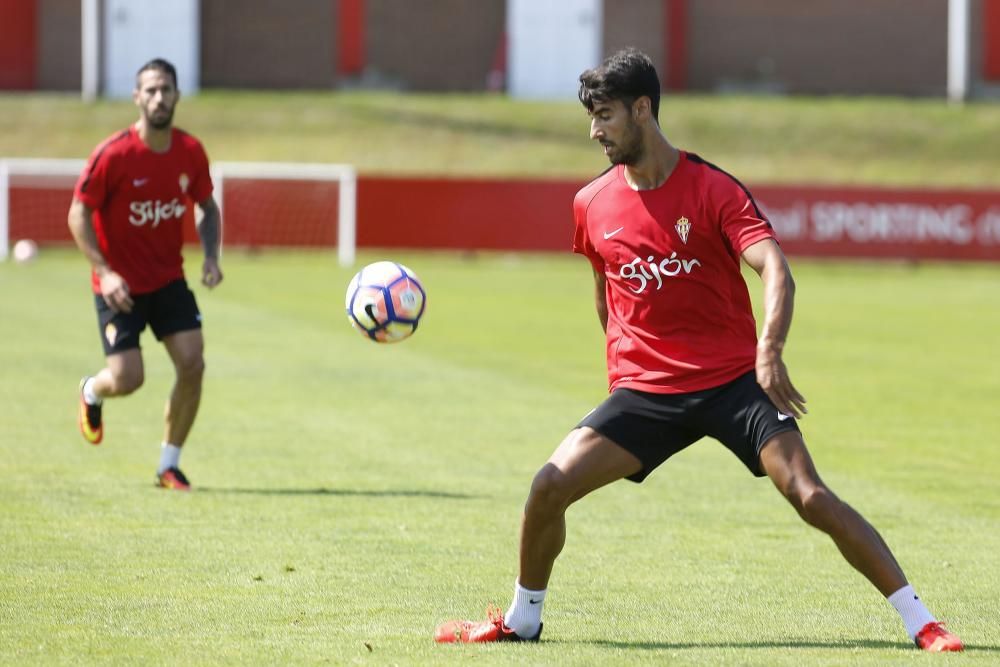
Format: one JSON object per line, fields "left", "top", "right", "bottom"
{"left": 2, "top": 0, "right": 998, "bottom": 96}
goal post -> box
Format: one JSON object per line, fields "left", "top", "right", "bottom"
{"left": 212, "top": 161, "right": 357, "bottom": 266}
{"left": 0, "top": 158, "right": 86, "bottom": 261}
{"left": 0, "top": 161, "right": 6, "bottom": 261}
{"left": 0, "top": 158, "right": 357, "bottom": 266}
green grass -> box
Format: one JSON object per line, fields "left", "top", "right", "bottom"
{"left": 1, "top": 91, "right": 999, "bottom": 186}
{"left": 1, "top": 248, "right": 998, "bottom": 665}
{"left": 2, "top": 88, "right": 998, "bottom": 663}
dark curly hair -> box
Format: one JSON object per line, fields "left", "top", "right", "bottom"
{"left": 578, "top": 48, "right": 660, "bottom": 123}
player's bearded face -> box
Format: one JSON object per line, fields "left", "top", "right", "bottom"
{"left": 145, "top": 96, "right": 176, "bottom": 129}
{"left": 605, "top": 115, "right": 643, "bottom": 166}
{"left": 135, "top": 71, "right": 178, "bottom": 130}
{"left": 591, "top": 101, "right": 644, "bottom": 166}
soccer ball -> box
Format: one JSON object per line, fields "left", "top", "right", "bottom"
{"left": 12, "top": 239, "right": 38, "bottom": 264}
{"left": 345, "top": 261, "right": 426, "bottom": 343}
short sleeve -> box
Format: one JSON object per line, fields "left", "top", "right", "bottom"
{"left": 187, "top": 139, "right": 213, "bottom": 203}
{"left": 572, "top": 190, "right": 604, "bottom": 272}
{"left": 714, "top": 174, "right": 776, "bottom": 256}
{"left": 74, "top": 143, "right": 111, "bottom": 210}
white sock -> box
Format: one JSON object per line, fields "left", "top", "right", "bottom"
{"left": 888, "top": 584, "right": 936, "bottom": 638}
{"left": 158, "top": 443, "right": 182, "bottom": 475}
{"left": 83, "top": 377, "right": 102, "bottom": 405}
{"left": 503, "top": 581, "right": 545, "bottom": 638}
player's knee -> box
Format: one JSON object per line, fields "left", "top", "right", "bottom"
{"left": 791, "top": 485, "right": 839, "bottom": 529}
{"left": 526, "top": 464, "right": 574, "bottom": 517}
{"left": 110, "top": 367, "right": 144, "bottom": 395}
{"left": 175, "top": 354, "right": 205, "bottom": 382}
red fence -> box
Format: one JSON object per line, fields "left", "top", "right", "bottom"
{"left": 355, "top": 177, "right": 1000, "bottom": 261}
{"left": 357, "top": 177, "right": 580, "bottom": 251}
{"left": 8, "top": 174, "right": 1000, "bottom": 261}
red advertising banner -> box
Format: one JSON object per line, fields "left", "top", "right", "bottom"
{"left": 754, "top": 185, "right": 1000, "bottom": 261}
{"left": 358, "top": 176, "right": 581, "bottom": 252}
{"left": 360, "top": 178, "right": 1000, "bottom": 261}
{"left": 6, "top": 172, "right": 1000, "bottom": 261}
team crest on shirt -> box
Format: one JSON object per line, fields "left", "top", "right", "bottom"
{"left": 104, "top": 323, "right": 118, "bottom": 346}
{"left": 178, "top": 173, "right": 190, "bottom": 194}
{"left": 675, "top": 216, "right": 691, "bottom": 244}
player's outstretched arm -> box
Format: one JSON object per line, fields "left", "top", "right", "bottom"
{"left": 742, "top": 238, "right": 807, "bottom": 419}
{"left": 67, "top": 198, "right": 133, "bottom": 312}
{"left": 197, "top": 196, "right": 223, "bottom": 288}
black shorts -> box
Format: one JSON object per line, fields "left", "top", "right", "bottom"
{"left": 577, "top": 370, "right": 801, "bottom": 482}
{"left": 94, "top": 278, "right": 202, "bottom": 355}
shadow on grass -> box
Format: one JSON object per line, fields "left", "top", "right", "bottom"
{"left": 575, "top": 638, "right": 998, "bottom": 652}
{"left": 196, "top": 486, "right": 481, "bottom": 499}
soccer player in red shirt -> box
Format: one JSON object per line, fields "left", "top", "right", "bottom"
{"left": 435, "top": 49, "right": 962, "bottom": 652}
{"left": 68, "top": 59, "right": 223, "bottom": 492}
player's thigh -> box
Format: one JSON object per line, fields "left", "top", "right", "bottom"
{"left": 148, "top": 279, "right": 202, "bottom": 344}
{"left": 577, "top": 388, "right": 702, "bottom": 483}
{"left": 759, "top": 430, "right": 824, "bottom": 496}
{"left": 94, "top": 292, "right": 148, "bottom": 356}
{"left": 696, "top": 370, "right": 802, "bottom": 477}
{"left": 543, "top": 427, "right": 643, "bottom": 503}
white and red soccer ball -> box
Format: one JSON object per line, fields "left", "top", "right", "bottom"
{"left": 345, "top": 261, "right": 426, "bottom": 343}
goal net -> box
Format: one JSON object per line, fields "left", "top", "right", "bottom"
{"left": 0, "top": 159, "right": 85, "bottom": 260}
{"left": 0, "top": 159, "right": 357, "bottom": 266}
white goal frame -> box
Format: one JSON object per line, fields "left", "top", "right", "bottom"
{"left": 0, "top": 158, "right": 357, "bottom": 266}
{"left": 0, "top": 158, "right": 85, "bottom": 262}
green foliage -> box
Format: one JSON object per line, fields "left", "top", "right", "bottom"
{"left": 1, "top": 91, "right": 999, "bottom": 186}
{"left": 1, "top": 249, "right": 998, "bottom": 664}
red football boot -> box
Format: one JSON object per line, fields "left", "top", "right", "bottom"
{"left": 156, "top": 467, "right": 191, "bottom": 491}
{"left": 78, "top": 377, "right": 103, "bottom": 445}
{"left": 434, "top": 605, "right": 542, "bottom": 643}
{"left": 915, "top": 621, "right": 964, "bottom": 652}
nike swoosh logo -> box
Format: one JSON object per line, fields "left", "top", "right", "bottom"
{"left": 528, "top": 598, "right": 543, "bottom": 605}
{"left": 603, "top": 226, "right": 624, "bottom": 239}
{"left": 777, "top": 411, "right": 792, "bottom": 421}
{"left": 133, "top": 178, "right": 149, "bottom": 187}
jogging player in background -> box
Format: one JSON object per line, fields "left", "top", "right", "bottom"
{"left": 68, "top": 58, "right": 223, "bottom": 491}
{"left": 434, "top": 48, "right": 962, "bottom": 652}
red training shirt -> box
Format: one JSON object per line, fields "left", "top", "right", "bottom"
{"left": 74, "top": 126, "right": 213, "bottom": 294}
{"left": 573, "top": 151, "right": 778, "bottom": 394}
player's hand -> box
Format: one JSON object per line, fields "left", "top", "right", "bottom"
{"left": 99, "top": 270, "right": 133, "bottom": 313}
{"left": 202, "top": 257, "right": 223, "bottom": 288}
{"left": 755, "top": 342, "right": 807, "bottom": 419}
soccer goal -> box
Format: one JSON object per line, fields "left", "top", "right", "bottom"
{"left": 212, "top": 161, "right": 357, "bottom": 266}
{"left": 0, "top": 158, "right": 357, "bottom": 266}
{"left": 0, "top": 158, "right": 86, "bottom": 261}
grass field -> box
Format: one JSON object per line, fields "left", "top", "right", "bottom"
{"left": 2, "top": 89, "right": 998, "bottom": 663}
{"left": 1, "top": 91, "right": 999, "bottom": 186}
{"left": 1, "top": 247, "right": 998, "bottom": 665}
